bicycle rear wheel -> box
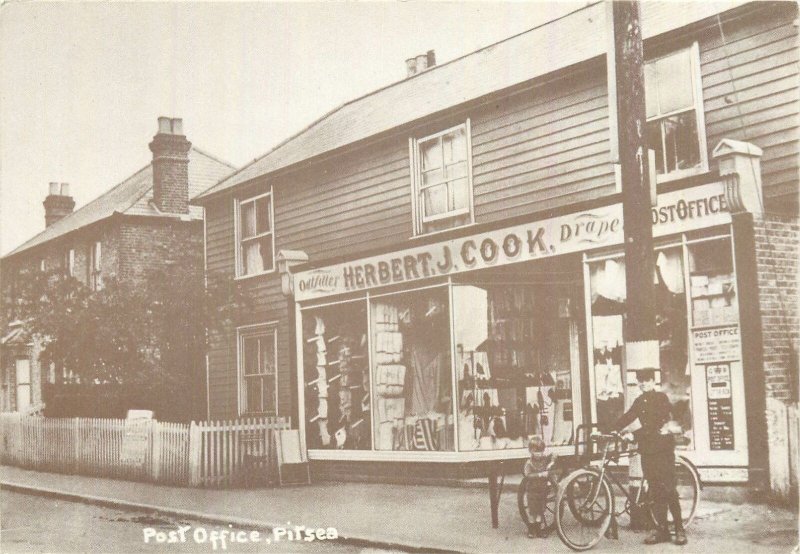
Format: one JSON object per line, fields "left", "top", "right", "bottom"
{"left": 556, "top": 469, "right": 613, "bottom": 551}
{"left": 517, "top": 475, "right": 558, "bottom": 532}
{"left": 647, "top": 455, "right": 700, "bottom": 529}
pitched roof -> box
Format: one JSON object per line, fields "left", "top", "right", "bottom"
{"left": 5, "top": 147, "right": 235, "bottom": 258}
{"left": 193, "top": 0, "right": 750, "bottom": 202}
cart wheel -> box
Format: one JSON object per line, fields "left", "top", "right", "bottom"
{"left": 517, "top": 475, "right": 558, "bottom": 532}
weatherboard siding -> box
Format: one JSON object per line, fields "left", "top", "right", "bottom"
{"left": 699, "top": 2, "right": 799, "bottom": 213}
{"left": 204, "top": 195, "right": 293, "bottom": 420}
{"left": 202, "top": 2, "right": 799, "bottom": 420}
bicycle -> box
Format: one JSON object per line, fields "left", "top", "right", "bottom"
{"left": 555, "top": 425, "right": 701, "bottom": 551}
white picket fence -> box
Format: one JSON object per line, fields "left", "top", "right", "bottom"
{"left": 0, "top": 413, "right": 291, "bottom": 488}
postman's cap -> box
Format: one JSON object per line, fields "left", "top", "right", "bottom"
{"left": 634, "top": 368, "right": 657, "bottom": 381}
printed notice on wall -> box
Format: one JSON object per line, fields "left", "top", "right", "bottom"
{"left": 706, "top": 364, "right": 734, "bottom": 450}
{"left": 692, "top": 326, "right": 740, "bottom": 364}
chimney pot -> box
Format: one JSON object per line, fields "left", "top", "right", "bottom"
{"left": 415, "top": 54, "right": 428, "bottom": 72}
{"left": 426, "top": 50, "right": 436, "bottom": 67}
{"left": 157, "top": 117, "right": 172, "bottom": 134}
{"left": 43, "top": 182, "right": 75, "bottom": 227}
{"left": 406, "top": 57, "right": 417, "bottom": 77}
{"left": 170, "top": 118, "right": 184, "bottom": 135}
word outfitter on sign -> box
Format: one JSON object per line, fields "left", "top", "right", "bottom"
{"left": 294, "top": 183, "right": 730, "bottom": 301}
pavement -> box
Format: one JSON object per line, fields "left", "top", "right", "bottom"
{"left": 1, "top": 464, "right": 797, "bottom": 553}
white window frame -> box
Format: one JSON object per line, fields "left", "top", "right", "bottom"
{"left": 65, "top": 248, "right": 75, "bottom": 277}
{"left": 234, "top": 187, "right": 275, "bottom": 279}
{"left": 15, "top": 358, "right": 31, "bottom": 413}
{"left": 237, "top": 323, "right": 279, "bottom": 416}
{"left": 645, "top": 42, "right": 709, "bottom": 183}
{"left": 410, "top": 120, "right": 475, "bottom": 236}
{"left": 39, "top": 258, "right": 46, "bottom": 272}
{"left": 90, "top": 241, "right": 103, "bottom": 290}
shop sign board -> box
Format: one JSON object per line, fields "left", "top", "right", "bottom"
{"left": 705, "top": 364, "right": 734, "bottom": 450}
{"left": 295, "top": 182, "right": 731, "bottom": 301}
{"left": 691, "top": 326, "right": 740, "bottom": 364}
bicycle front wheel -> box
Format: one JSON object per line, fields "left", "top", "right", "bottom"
{"left": 647, "top": 455, "right": 701, "bottom": 530}
{"left": 556, "top": 469, "right": 613, "bottom": 551}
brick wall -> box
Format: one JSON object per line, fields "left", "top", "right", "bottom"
{"left": 114, "top": 217, "right": 202, "bottom": 284}
{"left": 754, "top": 214, "right": 800, "bottom": 402}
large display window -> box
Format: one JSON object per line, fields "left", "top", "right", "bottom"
{"left": 686, "top": 236, "right": 740, "bottom": 453}
{"left": 302, "top": 300, "right": 371, "bottom": 450}
{"left": 585, "top": 236, "right": 742, "bottom": 450}
{"left": 453, "top": 284, "right": 576, "bottom": 451}
{"left": 370, "top": 287, "right": 454, "bottom": 451}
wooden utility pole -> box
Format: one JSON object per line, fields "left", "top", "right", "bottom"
{"left": 610, "top": 2, "right": 660, "bottom": 371}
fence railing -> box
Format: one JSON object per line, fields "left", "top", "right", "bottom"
{"left": 0, "top": 413, "right": 291, "bottom": 488}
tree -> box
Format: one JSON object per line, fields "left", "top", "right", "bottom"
{"left": 4, "top": 254, "right": 252, "bottom": 421}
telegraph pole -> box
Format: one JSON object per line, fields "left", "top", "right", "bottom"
{"left": 610, "top": 2, "right": 660, "bottom": 374}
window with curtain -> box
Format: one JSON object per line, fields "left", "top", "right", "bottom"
{"left": 412, "top": 122, "right": 473, "bottom": 235}
{"left": 236, "top": 192, "right": 274, "bottom": 277}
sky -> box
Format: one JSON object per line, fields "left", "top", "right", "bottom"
{"left": 0, "top": 1, "right": 587, "bottom": 255}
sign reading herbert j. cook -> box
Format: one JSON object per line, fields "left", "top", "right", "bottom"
{"left": 294, "top": 183, "right": 730, "bottom": 301}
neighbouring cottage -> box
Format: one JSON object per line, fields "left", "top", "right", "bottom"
{"left": 192, "top": 1, "right": 798, "bottom": 489}
{"left": 0, "top": 117, "right": 236, "bottom": 421}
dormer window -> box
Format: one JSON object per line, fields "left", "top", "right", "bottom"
{"left": 411, "top": 121, "right": 474, "bottom": 235}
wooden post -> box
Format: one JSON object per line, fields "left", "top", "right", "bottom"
{"left": 188, "top": 421, "right": 201, "bottom": 486}
{"left": 73, "top": 418, "right": 81, "bottom": 474}
{"left": 150, "top": 419, "right": 162, "bottom": 482}
{"left": 610, "top": 1, "right": 660, "bottom": 372}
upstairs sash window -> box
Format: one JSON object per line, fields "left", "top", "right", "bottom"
{"left": 235, "top": 190, "right": 274, "bottom": 277}
{"left": 412, "top": 122, "right": 474, "bottom": 235}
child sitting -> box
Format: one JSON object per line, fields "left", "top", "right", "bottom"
{"left": 524, "top": 435, "right": 556, "bottom": 538}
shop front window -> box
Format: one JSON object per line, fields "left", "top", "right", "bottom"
{"left": 302, "top": 300, "right": 370, "bottom": 450}
{"left": 453, "top": 284, "right": 576, "bottom": 451}
{"left": 370, "top": 287, "right": 454, "bottom": 451}
{"left": 588, "top": 248, "right": 693, "bottom": 446}
{"left": 687, "top": 237, "right": 738, "bottom": 451}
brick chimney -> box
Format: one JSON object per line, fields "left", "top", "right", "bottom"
{"left": 149, "top": 117, "right": 191, "bottom": 214}
{"left": 43, "top": 182, "right": 75, "bottom": 227}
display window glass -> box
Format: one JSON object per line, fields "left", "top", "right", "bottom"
{"left": 370, "top": 287, "right": 454, "bottom": 451}
{"left": 302, "top": 300, "right": 371, "bottom": 450}
{"left": 453, "top": 284, "right": 576, "bottom": 451}
{"left": 587, "top": 246, "right": 694, "bottom": 447}
{"left": 687, "top": 237, "right": 738, "bottom": 452}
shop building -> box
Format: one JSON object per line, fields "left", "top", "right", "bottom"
{"left": 192, "top": 1, "right": 798, "bottom": 486}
